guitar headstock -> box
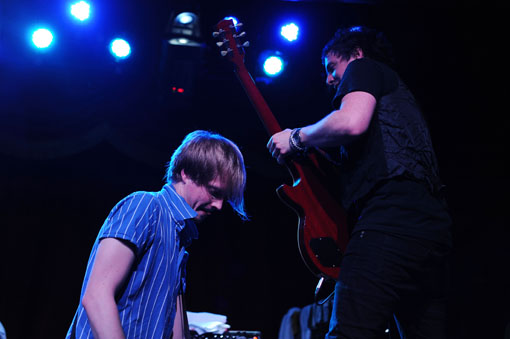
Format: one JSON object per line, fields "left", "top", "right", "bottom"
{"left": 213, "top": 18, "right": 249, "bottom": 69}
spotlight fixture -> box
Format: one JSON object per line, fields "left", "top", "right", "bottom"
{"left": 167, "top": 11, "right": 203, "bottom": 47}
{"left": 175, "top": 12, "right": 195, "bottom": 25}
{"left": 263, "top": 55, "right": 284, "bottom": 76}
{"left": 259, "top": 50, "right": 285, "bottom": 77}
{"left": 70, "top": 1, "right": 91, "bottom": 21}
{"left": 281, "top": 23, "right": 299, "bottom": 42}
{"left": 109, "top": 38, "right": 131, "bottom": 60}
{"left": 32, "top": 28, "right": 54, "bottom": 49}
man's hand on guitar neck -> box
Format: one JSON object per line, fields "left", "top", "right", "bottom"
{"left": 267, "top": 128, "right": 294, "bottom": 164}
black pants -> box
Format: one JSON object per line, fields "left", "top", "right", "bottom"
{"left": 326, "top": 230, "right": 451, "bottom": 339}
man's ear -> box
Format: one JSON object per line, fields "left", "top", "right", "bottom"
{"left": 354, "top": 47, "right": 364, "bottom": 59}
{"left": 180, "top": 169, "right": 190, "bottom": 183}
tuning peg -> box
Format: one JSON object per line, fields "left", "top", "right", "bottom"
{"left": 230, "top": 22, "right": 243, "bottom": 30}
{"left": 216, "top": 40, "right": 225, "bottom": 47}
{"left": 220, "top": 48, "right": 232, "bottom": 57}
{"left": 212, "top": 29, "right": 225, "bottom": 38}
{"left": 234, "top": 31, "right": 246, "bottom": 38}
{"left": 236, "top": 41, "right": 249, "bottom": 49}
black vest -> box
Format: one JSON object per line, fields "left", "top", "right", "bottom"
{"left": 336, "top": 78, "right": 443, "bottom": 210}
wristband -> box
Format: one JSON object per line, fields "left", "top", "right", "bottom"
{"left": 289, "top": 128, "right": 307, "bottom": 153}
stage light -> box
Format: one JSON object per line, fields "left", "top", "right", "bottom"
{"left": 31, "top": 28, "right": 54, "bottom": 49}
{"left": 263, "top": 55, "right": 284, "bottom": 77}
{"left": 167, "top": 11, "right": 202, "bottom": 47}
{"left": 281, "top": 23, "right": 299, "bottom": 42}
{"left": 223, "top": 16, "right": 239, "bottom": 26}
{"left": 175, "top": 12, "right": 195, "bottom": 25}
{"left": 70, "top": 1, "right": 91, "bottom": 21}
{"left": 109, "top": 38, "right": 131, "bottom": 59}
{"left": 258, "top": 50, "right": 286, "bottom": 78}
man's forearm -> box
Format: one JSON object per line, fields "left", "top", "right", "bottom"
{"left": 83, "top": 295, "right": 125, "bottom": 339}
{"left": 173, "top": 295, "right": 190, "bottom": 339}
{"left": 81, "top": 238, "right": 135, "bottom": 338}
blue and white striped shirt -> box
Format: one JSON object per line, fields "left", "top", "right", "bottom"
{"left": 67, "top": 184, "right": 198, "bottom": 339}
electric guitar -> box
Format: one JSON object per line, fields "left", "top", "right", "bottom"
{"left": 214, "top": 19, "right": 350, "bottom": 280}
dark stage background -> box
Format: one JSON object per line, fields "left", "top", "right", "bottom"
{"left": 1, "top": 0, "right": 507, "bottom": 338}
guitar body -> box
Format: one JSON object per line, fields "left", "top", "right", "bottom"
{"left": 215, "top": 19, "right": 350, "bottom": 280}
{"left": 277, "top": 152, "right": 349, "bottom": 279}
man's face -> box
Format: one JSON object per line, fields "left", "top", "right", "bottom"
{"left": 324, "top": 52, "right": 356, "bottom": 89}
{"left": 180, "top": 171, "right": 228, "bottom": 222}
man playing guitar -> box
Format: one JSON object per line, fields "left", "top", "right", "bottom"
{"left": 267, "top": 26, "right": 453, "bottom": 339}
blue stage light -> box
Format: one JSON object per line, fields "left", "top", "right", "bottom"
{"left": 223, "top": 16, "right": 239, "bottom": 26}
{"left": 70, "top": 1, "right": 91, "bottom": 21}
{"left": 263, "top": 55, "right": 284, "bottom": 77}
{"left": 109, "top": 38, "right": 131, "bottom": 59}
{"left": 281, "top": 23, "right": 299, "bottom": 42}
{"left": 31, "top": 28, "right": 54, "bottom": 49}
{"left": 175, "top": 12, "right": 196, "bottom": 25}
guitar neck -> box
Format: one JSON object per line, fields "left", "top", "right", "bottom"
{"left": 235, "top": 66, "right": 282, "bottom": 135}
{"left": 215, "top": 18, "right": 281, "bottom": 136}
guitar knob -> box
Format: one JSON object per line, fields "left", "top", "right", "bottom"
{"left": 242, "top": 41, "right": 250, "bottom": 47}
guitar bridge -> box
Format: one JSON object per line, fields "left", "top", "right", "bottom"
{"left": 309, "top": 237, "right": 343, "bottom": 268}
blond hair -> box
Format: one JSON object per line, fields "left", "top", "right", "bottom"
{"left": 166, "top": 130, "right": 247, "bottom": 220}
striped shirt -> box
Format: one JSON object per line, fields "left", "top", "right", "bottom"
{"left": 66, "top": 184, "right": 198, "bottom": 339}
